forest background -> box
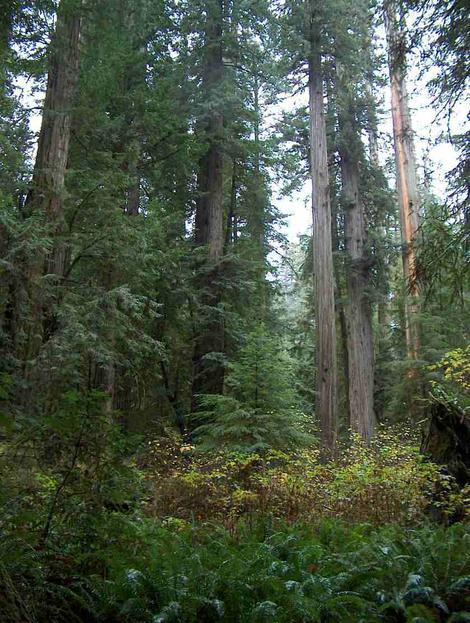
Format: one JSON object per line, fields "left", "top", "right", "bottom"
{"left": 0, "top": 0, "right": 469, "bottom": 621}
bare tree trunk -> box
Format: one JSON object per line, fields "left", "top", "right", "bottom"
{"left": 191, "top": 0, "right": 225, "bottom": 407}
{"left": 338, "top": 105, "right": 376, "bottom": 442}
{"left": 194, "top": 0, "right": 224, "bottom": 261}
{"left": 22, "top": 0, "right": 82, "bottom": 364}
{"left": 308, "top": 31, "right": 338, "bottom": 453}
{"left": 26, "top": 0, "right": 82, "bottom": 268}
{"left": 384, "top": 0, "right": 420, "bottom": 363}
{"left": 337, "top": 70, "right": 376, "bottom": 442}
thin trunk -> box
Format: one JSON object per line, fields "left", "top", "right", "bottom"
{"left": 384, "top": 0, "right": 420, "bottom": 362}
{"left": 308, "top": 30, "right": 338, "bottom": 453}
{"left": 251, "top": 74, "right": 267, "bottom": 315}
{"left": 225, "top": 160, "right": 237, "bottom": 249}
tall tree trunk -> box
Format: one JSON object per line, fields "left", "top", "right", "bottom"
{"left": 0, "top": 2, "right": 15, "bottom": 343}
{"left": 338, "top": 98, "right": 376, "bottom": 443}
{"left": 308, "top": 27, "right": 338, "bottom": 453}
{"left": 191, "top": 0, "right": 225, "bottom": 408}
{"left": 194, "top": 0, "right": 224, "bottom": 260}
{"left": 22, "top": 0, "right": 82, "bottom": 362}
{"left": 250, "top": 73, "right": 268, "bottom": 315}
{"left": 26, "top": 0, "right": 82, "bottom": 268}
{"left": 384, "top": 0, "right": 420, "bottom": 363}
{"left": 0, "top": 2, "right": 13, "bottom": 76}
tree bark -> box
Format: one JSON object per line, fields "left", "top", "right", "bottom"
{"left": 338, "top": 103, "right": 375, "bottom": 443}
{"left": 384, "top": 0, "right": 420, "bottom": 363}
{"left": 26, "top": 0, "right": 82, "bottom": 267}
{"left": 191, "top": 0, "right": 225, "bottom": 407}
{"left": 22, "top": 0, "right": 82, "bottom": 361}
{"left": 308, "top": 30, "right": 338, "bottom": 453}
{"left": 194, "top": 0, "right": 224, "bottom": 261}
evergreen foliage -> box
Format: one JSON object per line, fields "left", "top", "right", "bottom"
{"left": 194, "top": 325, "right": 311, "bottom": 451}
{"left": 0, "top": 0, "right": 468, "bottom": 620}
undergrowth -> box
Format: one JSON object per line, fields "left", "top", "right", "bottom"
{"left": 0, "top": 519, "right": 469, "bottom": 622}
{"left": 1, "top": 407, "right": 468, "bottom": 622}
{"left": 142, "top": 429, "right": 467, "bottom": 526}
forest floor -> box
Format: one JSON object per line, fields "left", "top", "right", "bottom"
{"left": 1, "top": 435, "right": 469, "bottom": 622}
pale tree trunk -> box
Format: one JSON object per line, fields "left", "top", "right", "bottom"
{"left": 308, "top": 30, "right": 338, "bottom": 453}
{"left": 191, "top": 0, "right": 225, "bottom": 408}
{"left": 384, "top": 0, "right": 420, "bottom": 363}
{"left": 338, "top": 93, "right": 376, "bottom": 443}
{"left": 23, "top": 0, "right": 82, "bottom": 360}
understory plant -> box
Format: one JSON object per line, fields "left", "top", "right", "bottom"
{"left": 193, "top": 325, "right": 312, "bottom": 452}
{"left": 143, "top": 428, "right": 442, "bottom": 525}
{"left": 2, "top": 517, "right": 469, "bottom": 623}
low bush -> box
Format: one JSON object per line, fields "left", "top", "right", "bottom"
{"left": 143, "top": 429, "right": 444, "bottom": 525}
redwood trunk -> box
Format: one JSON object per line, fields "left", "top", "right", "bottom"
{"left": 194, "top": 0, "right": 224, "bottom": 260}
{"left": 26, "top": 0, "right": 82, "bottom": 270}
{"left": 339, "top": 111, "right": 375, "bottom": 442}
{"left": 385, "top": 1, "right": 420, "bottom": 362}
{"left": 23, "top": 0, "right": 82, "bottom": 359}
{"left": 308, "top": 37, "right": 338, "bottom": 452}
{"left": 191, "top": 0, "right": 225, "bottom": 407}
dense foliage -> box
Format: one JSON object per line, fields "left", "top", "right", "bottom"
{"left": 1, "top": 517, "right": 470, "bottom": 622}
{"left": 0, "top": 0, "right": 468, "bottom": 621}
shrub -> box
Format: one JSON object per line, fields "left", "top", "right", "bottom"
{"left": 193, "top": 325, "right": 312, "bottom": 452}
{"left": 143, "top": 429, "right": 441, "bottom": 525}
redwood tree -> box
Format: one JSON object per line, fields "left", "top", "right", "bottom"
{"left": 308, "top": 10, "right": 338, "bottom": 452}
{"left": 384, "top": 0, "right": 421, "bottom": 363}
{"left": 191, "top": 0, "right": 226, "bottom": 406}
